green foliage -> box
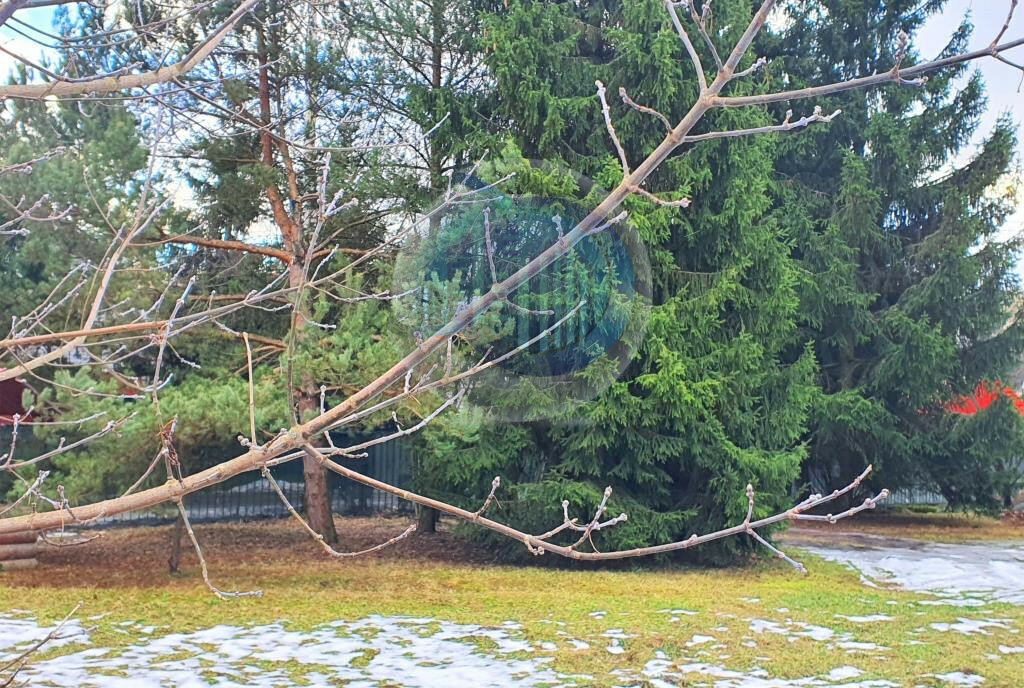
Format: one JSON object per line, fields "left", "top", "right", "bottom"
{"left": 419, "top": 0, "right": 816, "bottom": 563}
{"left": 0, "top": 97, "right": 148, "bottom": 316}
{"left": 765, "top": 0, "right": 1024, "bottom": 510}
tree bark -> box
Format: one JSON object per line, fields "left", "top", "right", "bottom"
{"left": 413, "top": 0, "right": 448, "bottom": 533}
{"left": 257, "top": 25, "right": 338, "bottom": 546}
{"left": 416, "top": 504, "right": 438, "bottom": 533}
{"left": 302, "top": 451, "right": 337, "bottom": 542}
{"left": 167, "top": 512, "right": 184, "bottom": 573}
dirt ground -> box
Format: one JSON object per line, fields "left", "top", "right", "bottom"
{"left": 5, "top": 508, "right": 1021, "bottom": 590}
{"left": 4, "top": 515, "right": 498, "bottom": 588}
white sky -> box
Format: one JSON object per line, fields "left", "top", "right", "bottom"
{"left": 916, "top": 1, "right": 1024, "bottom": 252}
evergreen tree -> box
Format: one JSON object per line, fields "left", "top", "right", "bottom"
{"left": 5, "top": 0, "right": 406, "bottom": 546}
{"left": 421, "top": 0, "right": 816, "bottom": 562}
{"left": 0, "top": 6, "right": 152, "bottom": 502}
{"left": 764, "top": 0, "right": 1024, "bottom": 510}
{"left": 340, "top": 0, "right": 500, "bottom": 531}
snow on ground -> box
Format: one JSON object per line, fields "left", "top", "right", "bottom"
{"left": 4, "top": 541, "right": 1023, "bottom": 687}
{"left": 0, "top": 612, "right": 916, "bottom": 688}
{"left": 0, "top": 614, "right": 91, "bottom": 653}
{"left": 616, "top": 654, "right": 900, "bottom": 688}
{"left": 3, "top": 615, "right": 563, "bottom": 688}
{"left": 800, "top": 541, "right": 1024, "bottom": 605}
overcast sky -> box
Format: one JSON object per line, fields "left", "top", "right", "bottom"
{"left": 915, "top": 1, "right": 1024, "bottom": 252}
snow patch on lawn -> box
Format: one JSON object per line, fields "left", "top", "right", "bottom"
{"left": 627, "top": 658, "right": 899, "bottom": 688}
{"left": 0, "top": 615, "right": 91, "bottom": 654}
{"left": 929, "top": 618, "right": 1013, "bottom": 636}
{"left": 800, "top": 542, "right": 1024, "bottom": 606}
{"left": 932, "top": 671, "right": 986, "bottom": 686}
{"left": 2, "top": 614, "right": 563, "bottom": 687}
{"left": 835, "top": 614, "right": 893, "bottom": 623}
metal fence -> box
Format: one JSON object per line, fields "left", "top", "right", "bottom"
{"left": 99, "top": 434, "right": 415, "bottom": 526}
{"left": 883, "top": 486, "right": 947, "bottom": 506}
{"left": 806, "top": 464, "right": 948, "bottom": 508}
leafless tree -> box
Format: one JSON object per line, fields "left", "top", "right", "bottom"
{"left": 1, "top": 0, "right": 1022, "bottom": 593}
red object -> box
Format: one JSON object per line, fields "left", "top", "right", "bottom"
{"left": 0, "top": 373, "right": 27, "bottom": 426}
{"left": 947, "top": 381, "right": 1024, "bottom": 417}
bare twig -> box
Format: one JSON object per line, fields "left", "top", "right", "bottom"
{"left": 619, "top": 87, "right": 672, "bottom": 132}
{"left": 242, "top": 332, "right": 257, "bottom": 446}
{"left": 688, "top": 1, "right": 723, "bottom": 69}
{"left": 682, "top": 105, "right": 842, "bottom": 142}
{"left": 174, "top": 499, "right": 262, "bottom": 599}
{"left": 665, "top": 0, "right": 708, "bottom": 89}
{"left": 0, "top": 0, "right": 264, "bottom": 99}
{"left": 595, "top": 80, "right": 631, "bottom": 176}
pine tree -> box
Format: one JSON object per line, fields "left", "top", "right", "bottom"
{"left": 764, "top": 0, "right": 1024, "bottom": 510}
{"left": 6, "top": 0, "right": 404, "bottom": 545}
{"left": 0, "top": 7, "right": 152, "bottom": 502}
{"left": 421, "top": 0, "right": 816, "bottom": 562}
{"left": 340, "top": 0, "right": 499, "bottom": 532}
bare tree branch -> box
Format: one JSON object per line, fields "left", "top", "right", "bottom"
{"left": 0, "top": 0, "right": 263, "bottom": 100}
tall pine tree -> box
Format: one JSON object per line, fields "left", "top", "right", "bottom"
{"left": 764, "top": 0, "right": 1024, "bottom": 510}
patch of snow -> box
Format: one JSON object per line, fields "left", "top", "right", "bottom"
{"left": 634, "top": 657, "right": 898, "bottom": 688}
{"left": 0, "top": 615, "right": 91, "bottom": 656}
{"left": 747, "top": 617, "right": 889, "bottom": 655}
{"left": 837, "top": 641, "right": 887, "bottom": 652}
{"left": 4, "top": 614, "right": 566, "bottom": 687}
{"left": 932, "top": 671, "right": 986, "bottom": 686}
{"left": 801, "top": 541, "right": 1024, "bottom": 605}
{"left": 748, "top": 618, "right": 835, "bottom": 642}
{"left": 928, "top": 618, "right": 1012, "bottom": 636}
{"left": 685, "top": 634, "right": 715, "bottom": 647}
{"left": 827, "top": 666, "right": 864, "bottom": 680}
{"left": 835, "top": 614, "right": 893, "bottom": 623}
{"left": 998, "top": 644, "right": 1024, "bottom": 654}
{"left": 918, "top": 598, "right": 989, "bottom": 608}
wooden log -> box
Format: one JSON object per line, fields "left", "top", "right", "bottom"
{"left": 0, "top": 542, "right": 39, "bottom": 561}
{"left": 0, "top": 530, "right": 39, "bottom": 545}
{"left": 0, "top": 558, "right": 37, "bottom": 571}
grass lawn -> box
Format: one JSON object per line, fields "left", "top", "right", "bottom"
{"left": 2, "top": 515, "right": 1023, "bottom": 686}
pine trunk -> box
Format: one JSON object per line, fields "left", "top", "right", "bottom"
{"left": 257, "top": 26, "right": 338, "bottom": 547}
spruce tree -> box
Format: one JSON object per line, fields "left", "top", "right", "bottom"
{"left": 421, "top": 0, "right": 816, "bottom": 562}
{"left": 341, "top": 0, "right": 499, "bottom": 532}
{"left": 764, "top": 0, "right": 1024, "bottom": 510}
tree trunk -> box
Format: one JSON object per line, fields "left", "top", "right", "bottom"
{"left": 256, "top": 26, "right": 338, "bottom": 547}
{"left": 417, "top": 504, "right": 438, "bottom": 534}
{"left": 167, "top": 512, "right": 184, "bottom": 573}
{"left": 303, "top": 451, "right": 338, "bottom": 543}
{"left": 412, "top": 0, "right": 448, "bottom": 534}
